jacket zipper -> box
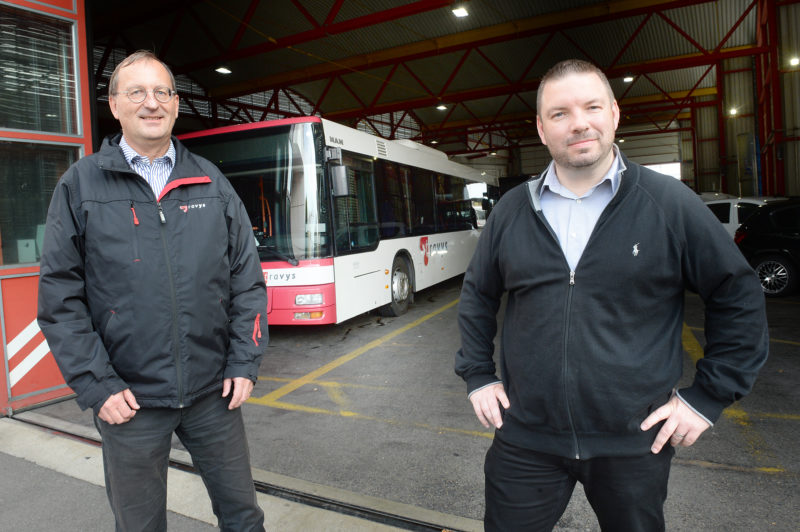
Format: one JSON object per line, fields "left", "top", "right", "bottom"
{"left": 564, "top": 270, "right": 581, "bottom": 459}
{"left": 157, "top": 202, "right": 184, "bottom": 406}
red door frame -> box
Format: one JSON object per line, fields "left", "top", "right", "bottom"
{"left": 1, "top": 0, "right": 92, "bottom": 415}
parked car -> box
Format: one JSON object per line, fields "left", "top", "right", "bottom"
{"left": 735, "top": 198, "right": 800, "bottom": 296}
{"left": 704, "top": 196, "right": 786, "bottom": 238}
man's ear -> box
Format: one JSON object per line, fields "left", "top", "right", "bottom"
{"left": 109, "top": 95, "right": 119, "bottom": 120}
{"left": 536, "top": 115, "right": 547, "bottom": 146}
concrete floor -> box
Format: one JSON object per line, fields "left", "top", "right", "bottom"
{"left": 25, "top": 276, "right": 800, "bottom": 531}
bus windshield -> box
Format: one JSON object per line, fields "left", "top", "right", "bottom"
{"left": 183, "top": 122, "right": 330, "bottom": 262}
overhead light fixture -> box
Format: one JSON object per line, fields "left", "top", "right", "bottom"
{"left": 729, "top": 107, "right": 738, "bottom": 116}
{"left": 215, "top": 66, "right": 232, "bottom": 75}
{"left": 452, "top": 7, "right": 469, "bottom": 18}
{"left": 431, "top": 140, "right": 439, "bottom": 144}
{"left": 490, "top": 152, "right": 497, "bottom": 156}
{"left": 791, "top": 57, "right": 800, "bottom": 66}
{"left": 623, "top": 75, "right": 634, "bottom": 83}
{"left": 436, "top": 104, "right": 447, "bottom": 110}
{"left": 618, "top": 138, "right": 625, "bottom": 143}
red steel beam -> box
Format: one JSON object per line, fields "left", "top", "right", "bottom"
{"left": 210, "top": 0, "right": 719, "bottom": 99}
{"left": 322, "top": 45, "right": 764, "bottom": 122}
{"left": 175, "top": 0, "right": 455, "bottom": 75}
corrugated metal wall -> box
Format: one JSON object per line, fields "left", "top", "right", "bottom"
{"left": 780, "top": 3, "right": 799, "bottom": 196}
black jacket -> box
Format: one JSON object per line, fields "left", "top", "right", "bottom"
{"left": 38, "top": 134, "right": 267, "bottom": 413}
{"left": 455, "top": 154, "right": 768, "bottom": 459}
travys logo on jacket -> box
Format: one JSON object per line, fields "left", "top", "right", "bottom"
{"left": 179, "top": 202, "right": 207, "bottom": 213}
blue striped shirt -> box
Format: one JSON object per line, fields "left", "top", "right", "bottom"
{"left": 119, "top": 136, "right": 175, "bottom": 199}
{"left": 539, "top": 145, "right": 625, "bottom": 271}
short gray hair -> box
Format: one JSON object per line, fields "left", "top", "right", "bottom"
{"left": 109, "top": 50, "right": 176, "bottom": 95}
{"left": 536, "top": 59, "right": 615, "bottom": 116}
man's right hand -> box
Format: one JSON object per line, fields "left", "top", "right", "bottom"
{"left": 469, "top": 382, "right": 510, "bottom": 429}
{"left": 98, "top": 389, "right": 139, "bottom": 424}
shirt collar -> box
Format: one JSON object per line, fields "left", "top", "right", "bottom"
{"left": 540, "top": 143, "right": 625, "bottom": 199}
{"left": 119, "top": 136, "right": 175, "bottom": 166}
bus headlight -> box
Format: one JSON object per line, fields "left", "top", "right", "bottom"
{"left": 295, "top": 293, "right": 323, "bottom": 305}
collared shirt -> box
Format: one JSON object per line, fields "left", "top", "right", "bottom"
{"left": 119, "top": 136, "right": 175, "bottom": 199}
{"left": 539, "top": 145, "right": 625, "bottom": 270}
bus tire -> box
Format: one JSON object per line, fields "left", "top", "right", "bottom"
{"left": 379, "top": 255, "right": 412, "bottom": 317}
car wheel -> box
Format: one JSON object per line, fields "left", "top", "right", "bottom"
{"left": 752, "top": 254, "right": 797, "bottom": 297}
{"left": 378, "top": 255, "right": 412, "bottom": 316}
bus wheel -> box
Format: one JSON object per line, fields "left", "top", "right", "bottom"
{"left": 379, "top": 256, "right": 411, "bottom": 317}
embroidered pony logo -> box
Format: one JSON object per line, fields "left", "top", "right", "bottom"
{"left": 632, "top": 243, "right": 640, "bottom": 257}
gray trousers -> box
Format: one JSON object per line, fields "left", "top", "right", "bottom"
{"left": 94, "top": 392, "right": 265, "bottom": 532}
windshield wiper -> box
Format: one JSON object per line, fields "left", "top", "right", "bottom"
{"left": 258, "top": 245, "right": 299, "bottom": 266}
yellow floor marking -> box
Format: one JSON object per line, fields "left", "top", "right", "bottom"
{"left": 250, "top": 298, "right": 460, "bottom": 405}
{"left": 681, "top": 323, "right": 705, "bottom": 364}
{"left": 674, "top": 458, "right": 784, "bottom": 474}
{"left": 262, "top": 399, "right": 494, "bottom": 439}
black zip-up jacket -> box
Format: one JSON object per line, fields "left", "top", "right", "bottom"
{"left": 455, "top": 154, "right": 768, "bottom": 459}
{"left": 38, "top": 134, "right": 267, "bottom": 413}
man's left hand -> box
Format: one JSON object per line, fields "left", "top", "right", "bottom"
{"left": 222, "top": 377, "right": 254, "bottom": 410}
{"left": 640, "top": 394, "right": 711, "bottom": 454}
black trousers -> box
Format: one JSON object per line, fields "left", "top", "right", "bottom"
{"left": 484, "top": 437, "right": 674, "bottom": 532}
{"left": 94, "top": 392, "right": 265, "bottom": 532}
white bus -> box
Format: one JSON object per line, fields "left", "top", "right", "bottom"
{"left": 179, "top": 117, "right": 497, "bottom": 325}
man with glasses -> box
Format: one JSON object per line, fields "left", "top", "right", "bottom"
{"left": 38, "top": 50, "right": 267, "bottom": 531}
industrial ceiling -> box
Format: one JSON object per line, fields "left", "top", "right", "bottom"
{"left": 88, "top": 0, "right": 793, "bottom": 163}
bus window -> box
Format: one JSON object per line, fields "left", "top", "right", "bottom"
{"left": 435, "top": 175, "right": 472, "bottom": 231}
{"left": 334, "top": 153, "right": 379, "bottom": 253}
{"left": 409, "top": 168, "right": 435, "bottom": 235}
{"left": 375, "top": 161, "right": 409, "bottom": 239}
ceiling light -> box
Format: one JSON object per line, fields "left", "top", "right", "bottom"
{"left": 452, "top": 7, "right": 469, "bottom": 18}
{"left": 215, "top": 66, "right": 232, "bottom": 75}
{"left": 436, "top": 104, "right": 447, "bottom": 111}
{"left": 490, "top": 152, "right": 497, "bottom": 156}
{"left": 791, "top": 57, "right": 800, "bottom": 66}
{"left": 618, "top": 138, "right": 625, "bottom": 143}
{"left": 430, "top": 140, "right": 438, "bottom": 144}
{"left": 623, "top": 75, "right": 634, "bottom": 83}
{"left": 729, "top": 108, "right": 738, "bottom": 116}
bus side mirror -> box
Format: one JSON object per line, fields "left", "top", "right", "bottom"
{"left": 331, "top": 164, "right": 349, "bottom": 197}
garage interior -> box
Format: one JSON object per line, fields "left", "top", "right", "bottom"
{"left": 2, "top": 1, "right": 800, "bottom": 531}
{"left": 82, "top": 0, "right": 800, "bottom": 197}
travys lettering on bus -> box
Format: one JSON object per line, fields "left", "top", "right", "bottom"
{"left": 262, "top": 265, "right": 335, "bottom": 287}
{"left": 420, "top": 237, "right": 449, "bottom": 266}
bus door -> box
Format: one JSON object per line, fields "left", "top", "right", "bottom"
{"left": 331, "top": 154, "right": 384, "bottom": 322}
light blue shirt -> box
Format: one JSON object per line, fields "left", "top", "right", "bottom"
{"left": 539, "top": 145, "right": 625, "bottom": 270}
{"left": 120, "top": 136, "right": 175, "bottom": 199}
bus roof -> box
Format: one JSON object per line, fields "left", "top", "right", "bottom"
{"left": 178, "top": 116, "right": 497, "bottom": 187}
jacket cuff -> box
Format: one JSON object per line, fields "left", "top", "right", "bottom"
{"left": 466, "top": 373, "right": 502, "bottom": 396}
{"left": 223, "top": 363, "right": 258, "bottom": 383}
{"left": 85, "top": 377, "right": 128, "bottom": 414}
{"left": 677, "top": 384, "right": 726, "bottom": 424}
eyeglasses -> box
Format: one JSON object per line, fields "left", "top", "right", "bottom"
{"left": 115, "top": 87, "right": 176, "bottom": 104}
